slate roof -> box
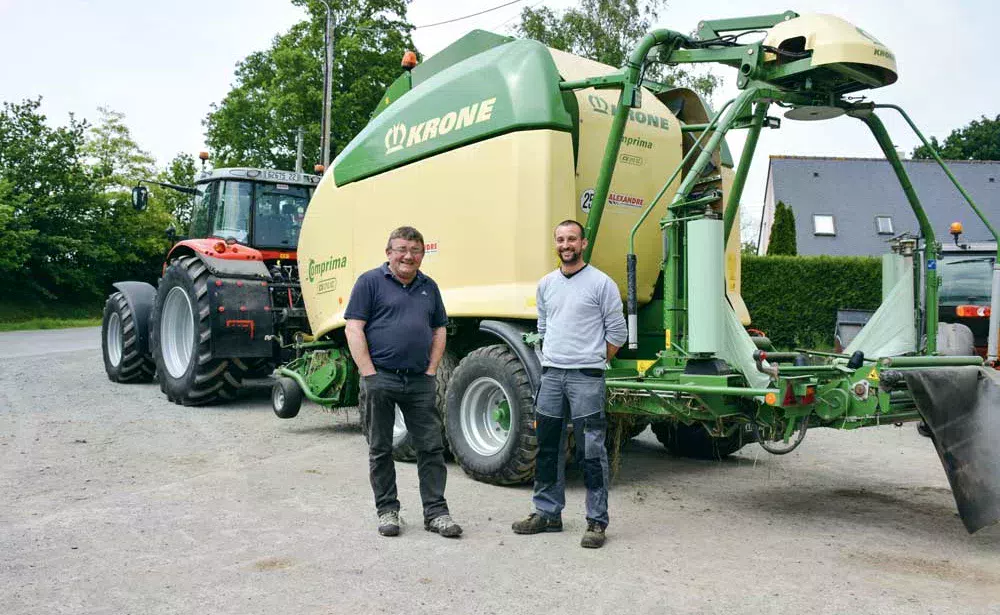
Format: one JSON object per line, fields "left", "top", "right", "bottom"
{"left": 757, "top": 156, "right": 1000, "bottom": 256}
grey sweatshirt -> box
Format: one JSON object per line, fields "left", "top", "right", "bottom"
{"left": 536, "top": 264, "right": 628, "bottom": 369}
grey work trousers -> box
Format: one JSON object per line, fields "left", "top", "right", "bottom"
{"left": 363, "top": 371, "right": 449, "bottom": 522}
{"left": 532, "top": 367, "right": 610, "bottom": 527}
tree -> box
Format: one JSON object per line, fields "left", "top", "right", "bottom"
{"left": 766, "top": 201, "right": 797, "bottom": 256}
{"left": 0, "top": 98, "right": 99, "bottom": 300}
{"left": 515, "top": 0, "right": 718, "bottom": 97}
{"left": 204, "top": 0, "right": 415, "bottom": 170}
{"left": 912, "top": 115, "right": 1000, "bottom": 161}
{"left": 70, "top": 108, "right": 171, "bottom": 296}
{"left": 154, "top": 153, "right": 199, "bottom": 233}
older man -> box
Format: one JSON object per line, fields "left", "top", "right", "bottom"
{"left": 344, "top": 226, "right": 462, "bottom": 538}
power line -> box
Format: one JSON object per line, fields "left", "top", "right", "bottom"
{"left": 414, "top": 0, "right": 525, "bottom": 30}
{"left": 493, "top": 0, "right": 546, "bottom": 30}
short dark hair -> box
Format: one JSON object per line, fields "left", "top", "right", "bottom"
{"left": 385, "top": 226, "right": 424, "bottom": 250}
{"left": 555, "top": 219, "right": 585, "bottom": 237}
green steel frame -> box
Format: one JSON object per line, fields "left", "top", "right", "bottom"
{"left": 556, "top": 13, "right": 995, "bottom": 442}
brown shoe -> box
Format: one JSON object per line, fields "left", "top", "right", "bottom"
{"left": 580, "top": 522, "right": 606, "bottom": 548}
{"left": 511, "top": 513, "right": 563, "bottom": 534}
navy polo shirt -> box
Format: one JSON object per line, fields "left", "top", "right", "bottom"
{"left": 344, "top": 263, "right": 448, "bottom": 372}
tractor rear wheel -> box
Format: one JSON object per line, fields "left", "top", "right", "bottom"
{"left": 446, "top": 345, "right": 536, "bottom": 485}
{"left": 101, "top": 291, "right": 155, "bottom": 383}
{"left": 150, "top": 256, "right": 246, "bottom": 406}
{"left": 650, "top": 421, "right": 747, "bottom": 460}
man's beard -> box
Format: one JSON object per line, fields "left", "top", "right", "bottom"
{"left": 559, "top": 249, "right": 581, "bottom": 264}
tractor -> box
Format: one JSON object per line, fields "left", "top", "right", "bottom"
{"left": 100, "top": 162, "right": 321, "bottom": 405}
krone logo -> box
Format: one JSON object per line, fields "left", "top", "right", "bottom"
{"left": 587, "top": 94, "right": 671, "bottom": 131}
{"left": 384, "top": 123, "right": 407, "bottom": 155}
{"left": 383, "top": 97, "right": 497, "bottom": 156}
{"left": 590, "top": 96, "right": 610, "bottom": 115}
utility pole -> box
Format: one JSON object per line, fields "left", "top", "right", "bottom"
{"left": 295, "top": 127, "right": 304, "bottom": 174}
{"left": 317, "top": 0, "right": 335, "bottom": 169}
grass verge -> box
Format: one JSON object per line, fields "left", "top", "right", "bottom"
{"left": 0, "top": 299, "right": 103, "bottom": 332}
{"left": 0, "top": 318, "right": 103, "bottom": 332}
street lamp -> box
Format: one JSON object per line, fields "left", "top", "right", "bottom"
{"left": 316, "top": 0, "right": 335, "bottom": 169}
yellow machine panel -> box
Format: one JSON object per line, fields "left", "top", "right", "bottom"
{"left": 300, "top": 130, "right": 577, "bottom": 338}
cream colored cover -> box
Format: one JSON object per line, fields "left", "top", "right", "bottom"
{"left": 763, "top": 13, "right": 897, "bottom": 82}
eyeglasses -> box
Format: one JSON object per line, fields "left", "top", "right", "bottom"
{"left": 389, "top": 247, "right": 425, "bottom": 256}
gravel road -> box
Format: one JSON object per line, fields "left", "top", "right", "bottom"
{"left": 1, "top": 327, "right": 998, "bottom": 615}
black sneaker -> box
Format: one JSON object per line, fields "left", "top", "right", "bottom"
{"left": 424, "top": 514, "right": 463, "bottom": 538}
{"left": 580, "top": 522, "right": 606, "bottom": 549}
{"left": 378, "top": 511, "right": 400, "bottom": 537}
{"left": 511, "top": 513, "right": 563, "bottom": 534}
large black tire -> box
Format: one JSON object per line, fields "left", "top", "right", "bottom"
{"left": 244, "top": 358, "right": 275, "bottom": 379}
{"left": 446, "top": 345, "right": 536, "bottom": 485}
{"left": 101, "top": 291, "right": 155, "bottom": 383}
{"left": 150, "top": 256, "right": 246, "bottom": 406}
{"left": 650, "top": 421, "right": 747, "bottom": 460}
{"left": 358, "top": 352, "right": 457, "bottom": 462}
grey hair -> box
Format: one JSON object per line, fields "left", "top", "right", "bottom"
{"left": 385, "top": 226, "right": 424, "bottom": 250}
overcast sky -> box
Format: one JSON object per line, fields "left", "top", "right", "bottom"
{"left": 1, "top": 0, "right": 996, "bottom": 234}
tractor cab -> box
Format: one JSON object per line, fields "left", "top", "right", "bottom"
{"left": 938, "top": 221, "right": 999, "bottom": 355}
{"left": 187, "top": 168, "right": 321, "bottom": 258}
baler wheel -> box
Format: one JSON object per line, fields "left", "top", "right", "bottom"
{"left": 101, "top": 291, "right": 155, "bottom": 383}
{"left": 272, "top": 376, "right": 303, "bottom": 419}
{"left": 650, "top": 421, "right": 747, "bottom": 460}
{"left": 149, "top": 256, "right": 246, "bottom": 406}
{"left": 446, "top": 345, "right": 536, "bottom": 485}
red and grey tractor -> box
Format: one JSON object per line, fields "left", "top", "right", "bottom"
{"left": 100, "top": 164, "right": 321, "bottom": 405}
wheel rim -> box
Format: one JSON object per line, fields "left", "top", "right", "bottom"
{"left": 459, "top": 377, "right": 512, "bottom": 457}
{"left": 273, "top": 385, "right": 285, "bottom": 411}
{"left": 106, "top": 312, "right": 122, "bottom": 367}
{"left": 161, "top": 286, "right": 195, "bottom": 379}
{"left": 393, "top": 406, "right": 407, "bottom": 442}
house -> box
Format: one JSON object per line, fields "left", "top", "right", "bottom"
{"left": 756, "top": 156, "right": 1000, "bottom": 256}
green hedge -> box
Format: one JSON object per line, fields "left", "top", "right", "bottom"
{"left": 741, "top": 255, "right": 882, "bottom": 349}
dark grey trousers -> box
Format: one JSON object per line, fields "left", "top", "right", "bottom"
{"left": 363, "top": 371, "right": 449, "bottom": 522}
{"left": 532, "top": 367, "right": 610, "bottom": 527}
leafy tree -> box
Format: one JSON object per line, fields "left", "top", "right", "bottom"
{"left": 515, "top": 0, "right": 718, "bottom": 97}
{"left": 912, "top": 115, "right": 1000, "bottom": 161}
{"left": 85, "top": 107, "right": 156, "bottom": 191}
{"left": 766, "top": 201, "right": 797, "bottom": 256}
{"left": 0, "top": 98, "right": 98, "bottom": 300}
{"left": 204, "top": 0, "right": 415, "bottom": 170}
{"left": 153, "top": 153, "right": 199, "bottom": 233}
{"left": 84, "top": 108, "right": 172, "bottom": 286}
